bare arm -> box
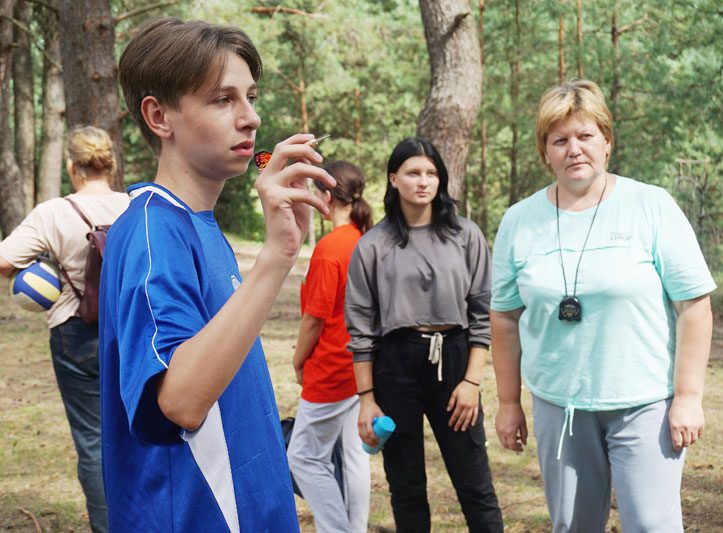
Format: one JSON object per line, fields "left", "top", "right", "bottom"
{"left": 668, "top": 295, "right": 713, "bottom": 451}
{"left": 0, "top": 256, "right": 16, "bottom": 278}
{"left": 491, "top": 308, "right": 528, "bottom": 451}
{"left": 292, "top": 312, "right": 325, "bottom": 384}
{"left": 156, "top": 135, "right": 336, "bottom": 431}
{"left": 447, "top": 345, "right": 487, "bottom": 431}
{"left": 354, "top": 360, "right": 384, "bottom": 447}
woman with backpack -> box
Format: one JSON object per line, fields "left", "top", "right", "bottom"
{"left": 0, "top": 126, "right": 129, "bottom": 532}
{"left": 286, "top": 161, "right": 373, "bottom": 533}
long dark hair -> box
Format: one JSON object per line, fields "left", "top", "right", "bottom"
{"left": 383, "top": 137, "right": 460, "bottom": 247}
{"left": 315, "top": 161, "right": 373, "bottom": 234}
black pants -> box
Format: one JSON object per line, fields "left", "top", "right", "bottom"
{"left": 374, "top": 328, "right": 503, "bottom": 533}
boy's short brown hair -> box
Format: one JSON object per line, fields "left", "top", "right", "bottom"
{"left": 119, "top": 18, "right": 262, "bottom": 153}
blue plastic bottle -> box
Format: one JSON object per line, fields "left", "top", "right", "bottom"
{"left": 362, "top": 416, "right": 396, "bottom": 454}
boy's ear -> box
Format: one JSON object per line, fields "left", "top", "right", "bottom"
{"left": 140, "top": 96, "right": 173, "bottom": 140}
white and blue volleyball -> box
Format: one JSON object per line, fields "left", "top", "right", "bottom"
{"left": 9, "top": 259, "right": 62, "bottom": 312}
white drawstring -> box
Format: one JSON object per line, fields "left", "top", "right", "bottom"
{"left": 421, "top": 332, "right": 444, "bottom": 381}
{"left": 556, "top": 405, "right": 575, "bottom": 460}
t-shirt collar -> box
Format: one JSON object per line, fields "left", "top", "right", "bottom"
{"left": 128, "top": 182, "right": 190, "bottom": 212}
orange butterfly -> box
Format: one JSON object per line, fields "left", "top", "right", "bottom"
{"left": 254, "top": 151, "right": 272, "bottom": 170}
{"left": 254, "top": 135, "right": 330, "bottom": 171}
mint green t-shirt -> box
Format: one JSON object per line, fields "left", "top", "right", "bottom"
{"left": 491, "top": 176, "right": 716, "bottom": 410}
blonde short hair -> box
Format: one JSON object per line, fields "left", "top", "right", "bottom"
{"left": 535, "top": 79, "right": 614, "bottom": 170}
{"left": 65, "top": 125, "right": 117, "bottom": 179}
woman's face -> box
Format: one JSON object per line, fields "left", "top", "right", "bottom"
{"left": 389, "top": 155, "right": 439, "bottom": 211}
{"left": 545, "top": 114, "right": 610, "bottom": 189}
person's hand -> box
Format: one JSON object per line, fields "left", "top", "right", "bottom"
{"left": 255, "top": 134, "right": 336, "bottom": 269}
{"left": 447, "top": 380, "right": 480, "bottom": 432}
{"left": 669, "top": 394, "right": 705, "bottom": 451}
{"left": 357, "top": 396, "right": 384, "bottom": 447}
{"left": 495, "top": 400, "right": 528, "bottom": 452}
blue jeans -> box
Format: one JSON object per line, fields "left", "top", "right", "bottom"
{"left": 50, "top": 317, "right": 108, "bottom": 533}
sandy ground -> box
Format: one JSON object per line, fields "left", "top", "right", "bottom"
{"left": 0, "top": 241, "right": 720, "bottom": 531}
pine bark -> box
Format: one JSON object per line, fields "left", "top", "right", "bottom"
{"left": 576, "top": 0, "right": 583, "bottom": 77}
{"left": 417, "top": 0, "right": 482, "bottom": 202}
{"left": 58, "top": 0, "right": 123, "bottom": 189}
{"left": 37, "top": 5, "right": 65, "bottom": 203}
{"left": 13, "top": 0, "right": 35, "bottom": 212}
{"left": 508, "top": 0, "right": 521, "bottom": 206}
{"left": 477, "top": 0, "right": 488, "bottom": 234}
{"left": 610, "top": 0, "right": 621, "bottom": 174}
{"left": 0, "top": 0, "right": 26, "bottom": 237}
{"left": 558, "top": 13, "right": 565, "bottom": 82}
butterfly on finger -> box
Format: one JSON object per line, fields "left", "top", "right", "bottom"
{"left": 254, "top": 150, "right": 272, "bottom": 170}
{"left": 254, "top": 134, "right": 330, "bottom": 171}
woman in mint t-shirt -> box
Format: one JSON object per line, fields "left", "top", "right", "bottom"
{"left": 490, "top": 79, "right": 715, "bottom": 532}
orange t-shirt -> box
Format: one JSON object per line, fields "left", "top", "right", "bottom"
{"left": 300, "top": 224, "right": 362, "bottom": 403}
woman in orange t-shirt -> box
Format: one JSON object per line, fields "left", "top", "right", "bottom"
{"left": 287, "top": 161, "right": 373, "bottom": 533}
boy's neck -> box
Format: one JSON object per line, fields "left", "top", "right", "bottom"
{"left": 154, "top": 156, "right": 225, "bottom": 212}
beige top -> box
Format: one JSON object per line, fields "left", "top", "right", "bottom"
{"left": 0, "top": 192, "right": 129, "bottom": 328}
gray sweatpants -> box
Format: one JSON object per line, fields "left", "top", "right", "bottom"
{"left": 532, "top": 395, "right": 685, "bottom": 533}
{"left": 287, "top": 396, "right": 371, "bottom": 533}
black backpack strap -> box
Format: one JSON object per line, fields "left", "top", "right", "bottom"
{"left": 65, "top": 197, "right": 94, "bottom": 230}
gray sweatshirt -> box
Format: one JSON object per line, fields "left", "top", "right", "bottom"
{"left": 345, "top": 217, "right": 492, "bottom": 362}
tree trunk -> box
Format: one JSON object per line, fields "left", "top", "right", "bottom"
{"left": 13, "top": 0, "right": 35, "bottom": 212}
{"left": 558, "top": 13, "right": 565, "bottom": 82}
{"left": 610, "top": 0, "right": 621, "bottom": 174}
{"left": 354, "top": 88, "right": 362, "bottom": 144}
{"left": 296, "top": 61, "right": 317, "bottom": 246}
{"left": 476, "top": 0, "right": 488, "bottom": 235}
{"left": 576, "top": 0, "right": 583, "bottom": 77}
{"left": 508, "top": 0, "right": 521, "bottom": 207}
{"left": 0, "top": 0, "right": 26, "bottom": 237}
{"left": 37, "top": 5, "right": 65, "bottom": 203}
{"left": 417, "top": 0, "right": 482, "bottom": 202}
{"left": 58, "top": 0, "right": 124, "bottom": 190}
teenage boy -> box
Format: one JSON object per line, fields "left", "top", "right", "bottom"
{"left": 100, "top": 18, "right": 335, "bottom": 532}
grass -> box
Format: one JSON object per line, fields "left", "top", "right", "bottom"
{"left": 1, "top": 244, "right": 721, "bottom": 531}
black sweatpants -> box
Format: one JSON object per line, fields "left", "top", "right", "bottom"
{"left": 374, "top": 327, "right": 503, "bottom": 533}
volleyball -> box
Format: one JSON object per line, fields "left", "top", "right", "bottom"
{"left": 9, "top": 259, "right": 62, "bottom": 312}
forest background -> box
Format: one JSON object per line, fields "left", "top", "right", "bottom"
{"left": 0, "top": 0, "right": 721, "bottom": 531}
{"left": 0, "top": 0, "right": 720, "bottom": 278}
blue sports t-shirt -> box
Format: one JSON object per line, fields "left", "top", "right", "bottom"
{"left": 491, "top": 176, "right": 716, "bottom": 410}
{"left": 99, "top": 183, "right": 298, "bottom": 532}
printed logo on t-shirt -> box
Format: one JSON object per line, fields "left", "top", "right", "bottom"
{"left": 231, "top": 275, "right": 240, "bottom": 290}
{"left": 610, "top": 232, "right": 632, "bottom": 242}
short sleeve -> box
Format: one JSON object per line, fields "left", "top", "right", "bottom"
{"left": 302, "top": 258, "right": 339, "bottom": 319}
{"left": 345, "top": 241, "right": 381, "bottom": 361}
{"left": 491, "top": 210, "right": 525, "bottom": 312}
{"left": 651, "top": 190, "right": 716, "bottom": 301}
{"left": 112, "top": 205, "right": 210, "bottom": 445}
{"left": 0, "top": 203, "right": 52, "bottom": 268}
{"left": 464, "top": 222, "right": 492, "bottom": 347}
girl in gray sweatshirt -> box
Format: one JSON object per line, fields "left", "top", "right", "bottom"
{"left": 345, "top": 137, "right": 503, "bottom": 532}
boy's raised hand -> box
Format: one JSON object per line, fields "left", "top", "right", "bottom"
{"left": 255, "top": 134, "right": 336, "bottom": 268}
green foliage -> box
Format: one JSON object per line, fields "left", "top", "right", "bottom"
{"left": 194, "top": 0, "right": 428, "bottom": 232}
{"left": 216, "top": 171, "right": 265, "bottom": 239}
{"left": 104, "top": 0, "right": 720, "bottom": 276}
